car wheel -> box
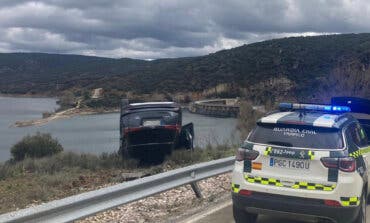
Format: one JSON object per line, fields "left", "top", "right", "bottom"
{"left": 233, "top": 204, "right": 257, "bottom": 223}
{"left": 354, "top": 192, "right": 366, "bottom": 223}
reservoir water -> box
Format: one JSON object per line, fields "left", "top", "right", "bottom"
{"left": 0, "top": 97, "right": 239, "bottom": 162}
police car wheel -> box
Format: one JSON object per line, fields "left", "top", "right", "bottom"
{"left": 233, "top": 204, "right": 257, "bottom": 223}
{"left": 354, "top": 192, "right": 366, "bottom": 223}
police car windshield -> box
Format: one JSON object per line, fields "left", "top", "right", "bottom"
{"left": 248, "top": 123, "right": 344, "bottom": 149}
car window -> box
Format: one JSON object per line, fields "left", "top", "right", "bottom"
{"left": 248, "top": 123, "right": 344, "bottom": 149}
{"left": 345, "top": 123, "right": 368, "bottom": 148}
{"left": 356, "top": 124, "right": 368, "bottom": 147}
{"left": 122, "top": 110, "right": 179, "bottom": 127}
{"left": 361, "top": 124, "right": 370, "bottom": 145}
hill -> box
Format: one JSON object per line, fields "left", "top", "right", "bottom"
{"left": 0, "top": 33, "right": 369, "bottom": 105}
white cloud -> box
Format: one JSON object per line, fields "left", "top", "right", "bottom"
{"left": 1, "top": 27, "right": 87, "bottom": 52}
{"left": 0, "top": 0, "right": 369, "bottom": 59}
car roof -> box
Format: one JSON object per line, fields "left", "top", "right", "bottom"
{"left": 258, "top": 111, "right": 356, "bottom": 128}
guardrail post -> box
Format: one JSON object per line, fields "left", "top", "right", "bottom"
{"left": 190, "top": 182, "right": 203, "bottom": 199}
{"left": 190, "top": 170, "right": 202, "bottom": 198}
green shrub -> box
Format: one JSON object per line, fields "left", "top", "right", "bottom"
{"left": 11, "top": 133, "right": 63, "bottom": 161}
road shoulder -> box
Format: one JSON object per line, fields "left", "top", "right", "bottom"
{"left": 172, "top": 194, "right": 232, "bottom": 223}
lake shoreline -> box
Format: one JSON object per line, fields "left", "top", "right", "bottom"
{"left": 9, "top": 94, "right": 238, "bottom": 128}
{"left": 12, "top": 107, "right": 119, "bottom": 127}
{"left": 0, "top": 93, "right": 56, "bottom": 99}
{"left": 11, "top": 103, "right": 233, "bottom": 128}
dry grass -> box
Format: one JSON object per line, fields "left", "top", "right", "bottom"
{"left": 0, "top": 145, "right": 235, "bottom": 214}
{"left": 165, "top": 144, "right": 235, "bottom": 166}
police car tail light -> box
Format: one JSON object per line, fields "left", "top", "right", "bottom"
{"left": 239, "top": 189, "right": 253, "bottom": 196}
{"left": 320, "top": 157, "right": 338, "bottom": 168}
{"left": 320, "top": 157, "right": 356, "bottom": 172}
{"left": 236, "top": 148, "right": 259, "bottom": 161}
{"left": 324, "top": 199, "right": 341, "bottom": 207}
{"left": 338, "top": 157, "right": 356, "bottom": 172}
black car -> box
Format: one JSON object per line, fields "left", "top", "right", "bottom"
{"left": 119, "top": 100, "right": 194, "bottom": 160}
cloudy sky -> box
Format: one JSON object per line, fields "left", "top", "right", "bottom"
{"left": 0, "top": 0, "right": 369, "bottom": 59}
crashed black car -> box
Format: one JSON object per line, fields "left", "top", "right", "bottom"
{"left": 119, "top": 100, "right": 194, "bottom": 160}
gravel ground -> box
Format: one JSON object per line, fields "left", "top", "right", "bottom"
{"left": 78, "top": 173, "right": 231, "bottom": 223}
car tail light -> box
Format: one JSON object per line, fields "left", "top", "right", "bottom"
{"left": 124, "top": 127, "right": 142, "bottom": 135}
{"left": 125, "top": 125, "right": 180, "bottom": 135}
{"left": 324, "top": 199, "right": 341, "bottom": 207}
{"left": 339, "top": 157, "right": 356, "bottom": 172}
{"left": 320, "top": 157, "right": 338, "bottom": 168}
{"left": 163, "top": 124, "right": 181, "bottom": 132}
{"left": 320, "top": 157, "right": 356, "bottom": 172}
{"left": 236, "top": 148, "right": 259, "bottom": 161}
{"left": 239, "top": 189, "right": 253, "bottom": 196}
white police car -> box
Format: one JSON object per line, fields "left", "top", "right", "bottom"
{"left": 232, "top": 98, "right": 370, "bottom": 223}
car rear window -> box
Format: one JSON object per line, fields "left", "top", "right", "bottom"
{"left": 122, "top": 110, "right": 179, "bottom": 127}
{"left": 248, "top": 123, "right": 344, "bottom": 149}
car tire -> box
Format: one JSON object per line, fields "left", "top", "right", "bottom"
{"left": 233, "top": 204, "right": 257, "bottom": 223}
{"left": 353, "top": 192, "right": 366, "bottom": 223}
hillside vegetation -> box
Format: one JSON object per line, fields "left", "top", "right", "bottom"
{"left": 1, "top": 33, "right": 369, "bottom": 104}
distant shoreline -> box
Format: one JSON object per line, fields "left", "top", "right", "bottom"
{"left": 0, "top": 93, "right": 56, "bottom": 99}
{"left": 12, "top": 107, "right": 119, "bottom": 128}
{"left": 6, "top": 94, "right": 235, "bottom": 127}
{"left": 1, "top": 94, "right": 118, "bottom": 127}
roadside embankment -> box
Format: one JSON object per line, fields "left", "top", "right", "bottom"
{"left": 0, "top": 145, "right": 235, "bottom": 214}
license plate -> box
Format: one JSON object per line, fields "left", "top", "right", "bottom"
{"left": 269, "top": 157, "right": 310, "bottom": 170}
{"left": 143, "top": 120, "right": 161, "bottom": 126}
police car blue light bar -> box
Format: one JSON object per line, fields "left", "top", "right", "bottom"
{"left": 279, "top": 103, "right": 351, "bottom": 112}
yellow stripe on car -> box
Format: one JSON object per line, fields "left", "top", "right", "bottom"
{"left": 308, "top": 151, "right": 315, "bottom": 160}
{"left": 292, "top": 182, "right": 336, "bottom": 191}
{"left": 231, "top": 183, "right": 240, "bottom": 193}
{"left": 245, "top": 175, "right": 282, "bottom": 187}
{"left": 340, "top": 197, "right": 360, "bottom": 206}
{"left": 349, "top": 146, "right": 370, "bottom": 158}
{"left": 245, "top": 175, "right": 336, "bottom": 191}
{"left": 264, "top": 146, "right": 272, "bottom": 156}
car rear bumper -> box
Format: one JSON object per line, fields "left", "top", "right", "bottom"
{"left": 127, "top": 143, "right": 175, "bottom": 158}
{"left": 232, "top": 192, "right": 360, "bottom": 223}
{"left": 126, "top": 128, "right": 177, "bottom": 145}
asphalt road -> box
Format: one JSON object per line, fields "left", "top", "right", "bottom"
{"left": 186, "top": 201, "right": 370, "bottom": 223}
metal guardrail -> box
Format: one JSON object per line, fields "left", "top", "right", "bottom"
{"left": 0, "top": 156, "right": 235, "bottom": 223}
